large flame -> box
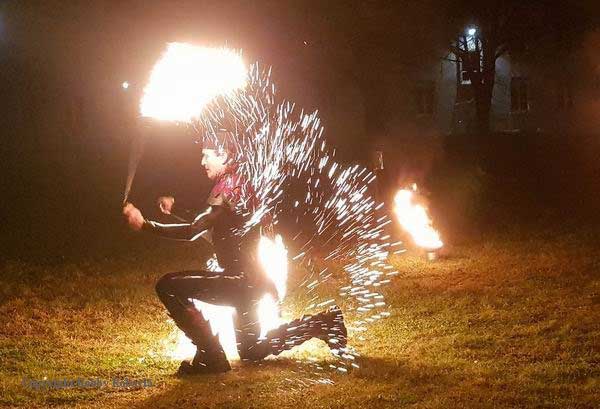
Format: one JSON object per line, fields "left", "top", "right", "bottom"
{"left": 257, "top": 234, "right": 288, "bottom": 337}
{"left": 257, "top": 293, "right": 283, "bottom": 339}
{"left": 170, "top": 235, "right": 288, "bottom": 360}
{"left": 393, "top": 184, "right": 443, "bottom": 250}
{"left": 258, "top": 234, "right": 288, "bottom": 300}
{"left": 140, "top": 43, "right": 247, "bottom": 121}
{"left": 170, "top": 301, "right": 239, "bottom": 361}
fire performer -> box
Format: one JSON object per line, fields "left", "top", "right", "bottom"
{"left": 122, "top": 130, "right": 347, "bottom": 375}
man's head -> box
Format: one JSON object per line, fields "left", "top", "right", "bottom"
{"left": 201, "top": 148, "right": 228, "bottom": 180}
{"left": 200, "top": 129, "right": 236, "bottom": 180}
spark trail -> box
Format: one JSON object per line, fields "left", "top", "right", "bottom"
{"left": 195, "top": 64, "right": 404, "bottom": 378}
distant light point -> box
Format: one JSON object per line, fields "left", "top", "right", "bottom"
{"left": 467, "top": 28, "right": 476, "bottom": 36}
{"left": 122, "top": 81, "right": 129, "bottom": 89}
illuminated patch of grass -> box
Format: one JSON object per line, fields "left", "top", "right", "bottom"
{"left": 1, "top": 231, "right": 598, "bottom": 408}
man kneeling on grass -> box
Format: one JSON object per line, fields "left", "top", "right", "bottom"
{"left": 122, "top": 130, "right": 347, "bottom": 375}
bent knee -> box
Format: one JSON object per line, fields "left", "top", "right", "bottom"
{"left": 155, "top": 272, "right": 179, "bottom": 296}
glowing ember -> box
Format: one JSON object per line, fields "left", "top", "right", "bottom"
{"left": 393, "top": 184, "right": 443, "bottom": 250}
{"left": 140, "top": 43, "right": 247, "bottom": 121}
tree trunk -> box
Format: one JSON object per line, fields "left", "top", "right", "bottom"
{"left": 475, "top": 81, "right": 493, "bottom": 135}
{"left": 474, "top": 38, "right": 497, "bottom": 136}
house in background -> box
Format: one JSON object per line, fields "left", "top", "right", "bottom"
{"left": 433, "top": 28, "right": 600, "bottom": 136}
{"left": 369, "top": 27, "right": 599, "bottom": 182}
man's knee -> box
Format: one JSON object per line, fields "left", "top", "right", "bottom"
{"left": 155, "top": 272, "right": 179, "bottom": 298}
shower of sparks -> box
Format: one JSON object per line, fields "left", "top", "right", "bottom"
{"left": 140, "top": 43, "right": 247, "bottom": 121}
{"left": 393, "top": 184, "right": 443, "bottom": 250}
{"left": 190, "top": 63, "right": 405, "bottom": 380}
{"left": 144, "top": 50, "right": 405, "bottom": 379}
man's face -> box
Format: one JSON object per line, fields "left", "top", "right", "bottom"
{"left": 201, "top": 148, "right": 228, "bottom": 180}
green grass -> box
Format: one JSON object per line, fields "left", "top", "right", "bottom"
{"left": 1, "top": 230, "right": 598, "bottom": 408}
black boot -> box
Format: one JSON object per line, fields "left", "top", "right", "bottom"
{"left": 265, "top": 305, "right": 347, "bottom": 356}
{"left": 310, "top": 305, "right": 348, "bottom": 350}
{"left": 177, "top": 333, "right": 232, "bottom": 376}
{"left": 172, "top": 305, "right": 232, "bottom": 376}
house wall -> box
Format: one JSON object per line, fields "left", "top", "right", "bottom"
{"left": 439, "top": 33, "right": 600, "bottom": 136}
{"left": 571, "top": 30, "right": 600, "bottom": 134}
{"left": 364, "top": 53, "right": 453, "bottom": 186}
{"left": 503, "top": 43, "right": 600, "bottom": 136}
{"left": 491, "top": 56, "right": 512, "bottom": 131}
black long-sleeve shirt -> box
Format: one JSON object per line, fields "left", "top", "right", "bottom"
{"left": 142, "top": 167, "right": 256, "bottom": 273}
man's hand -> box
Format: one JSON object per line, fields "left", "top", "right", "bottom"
{"left": 123, "top": 203, "right": 144, "bottom": 231}
{"left": 157, "top": 196, "right": 175, "bottom": 215}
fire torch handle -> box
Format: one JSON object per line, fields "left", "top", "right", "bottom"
{"left": 122, "top": 130, "right": 146, "bottom": 206}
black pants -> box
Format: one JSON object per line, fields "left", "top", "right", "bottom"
{"left": 155, "top": 269, "right": 273, "bottom": 361}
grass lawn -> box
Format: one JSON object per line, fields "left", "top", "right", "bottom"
{"left": 1, "top": 229, "right": 598, "bottom": 408}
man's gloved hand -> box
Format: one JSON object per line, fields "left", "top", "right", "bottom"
{"left": 123, "top": 203, "right": 144, "bottom": 231}
{"left": 157, "top": 196, "right": 175, "bottom": 215}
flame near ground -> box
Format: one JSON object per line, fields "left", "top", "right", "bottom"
{"left": 393, "top": 184, "right": 443, "bottom": 250}
{"left": 169, "top": 235, "right": 288, "bottom": 361}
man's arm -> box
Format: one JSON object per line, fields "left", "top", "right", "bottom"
{"left": 142, "top": 205, "right": 225, "bottom": 241}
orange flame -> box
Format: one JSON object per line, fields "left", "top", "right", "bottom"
{"left": 170, "top": 235, "right": 288, "bottom": 361}
{"left": 393, "top": 184, "right": 443, "bottom": 250}
{"left": 140, "top": 43, "right": 246, "bottom": 122}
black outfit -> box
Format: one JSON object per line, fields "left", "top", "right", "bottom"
{"left": 144, "top": 167, "right": 347, "bottom": 372}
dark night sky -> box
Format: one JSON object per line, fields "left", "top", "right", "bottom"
{"left": 0, "top": 1, "right": 596, "bottom": 260}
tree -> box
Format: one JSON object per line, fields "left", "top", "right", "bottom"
{"left": 446, "top": 1, "right": 525, "bottom": 134}
{"left": 444, "top": 0, "right": 565, "bottom": 134}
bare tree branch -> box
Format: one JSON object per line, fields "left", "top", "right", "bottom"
{"left": 449, "top": 45, "right": 467, "bottom": 59}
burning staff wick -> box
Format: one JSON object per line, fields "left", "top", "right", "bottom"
{"left": 140, "top": 43, "right": 246, "bottom": 122}
{"left": 123, "top": 43, "right": 247, "bottom": 205}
